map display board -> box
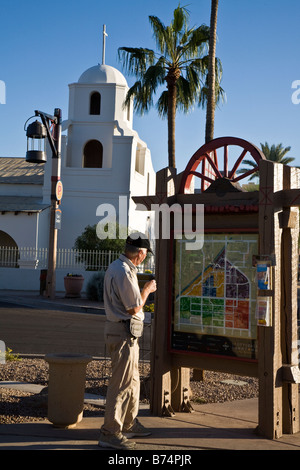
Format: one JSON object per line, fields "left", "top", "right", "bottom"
{"left": 171, "top": 234, "right": 258, "bottom": 360}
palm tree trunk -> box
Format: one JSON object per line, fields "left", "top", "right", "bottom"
{"left": 205, "top": 0, "right": 219, "bottom": 144}
{"left": 166, "top": 68, "right": 180, "bottom": 168}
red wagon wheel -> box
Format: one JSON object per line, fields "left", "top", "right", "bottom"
{"left": 179, "top": 136, "right": 266, "bottom": 194}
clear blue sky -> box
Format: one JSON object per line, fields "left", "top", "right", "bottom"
{"left": 0, "top": 0, "right": 299, "bottom": 175}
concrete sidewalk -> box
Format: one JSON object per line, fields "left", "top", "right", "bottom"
{"left": 1, "top": 289, "right": 300, "bottom": 452}
{"left": 1, "top": 398, "right": 300, "bottom": 451}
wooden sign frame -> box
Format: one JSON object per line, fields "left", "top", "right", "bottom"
{"left": 133, "top": 138, "right": 300, "bottom": 440}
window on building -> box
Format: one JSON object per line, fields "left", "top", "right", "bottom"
{"left": 90, "top": 91, "right": 101, "bottom": 115}
{"left": 135, "top": 145, "right": 145, "bottom": 175}
{"left": 83, "top": 140, "right": 103, "bottom": 168}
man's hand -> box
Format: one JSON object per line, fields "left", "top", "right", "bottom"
{"left": 143, "top": 279, "right": 157, "bottom": 294}
{"left": 127, "top": 279, "right": 157, "bottom": 316}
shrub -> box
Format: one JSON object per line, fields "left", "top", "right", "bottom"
{"left": 86, "top": 271, "right": 105, "bottom": 301}
{"left": 144, "top": 303, "right": 154, "bottom": 312}
{"left": 6, "top": 348, "right": 21, "bottom": 362}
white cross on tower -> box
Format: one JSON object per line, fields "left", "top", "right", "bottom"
{"left": 102, "top": 24, "right": 108, "bottom": 65}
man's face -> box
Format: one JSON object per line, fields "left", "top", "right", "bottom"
{"left": 136, "top": 249, "right": 148, "bottom": 265}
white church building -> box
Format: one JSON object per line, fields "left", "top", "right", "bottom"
{"left": 0, "top": 60, "right": 156, "bottom": 287}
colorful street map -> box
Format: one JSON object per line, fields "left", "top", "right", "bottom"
{"left": 174, "top": 234, "right": 258, "bottom": 341}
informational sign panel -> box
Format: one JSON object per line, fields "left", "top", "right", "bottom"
{"left": 171, "top": 233, "right": 258, "bottom": 361}
{"left": 55, "top": 208, "right": 62, "bottom": 229}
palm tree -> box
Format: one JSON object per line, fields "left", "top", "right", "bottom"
{"left": 237, "top": 142, "right": 295, "bottom": 180}
{"left": 205, "top": 0, "right": 219, "bottom": 144}
{"left": 118, "top": 4, "right": 224, "bottom": 168}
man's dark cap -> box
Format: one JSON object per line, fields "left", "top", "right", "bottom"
{"left": 126, "top": 233, "right": 153, "bottom": 254}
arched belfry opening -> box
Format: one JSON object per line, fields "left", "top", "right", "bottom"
{"left": 90, "top": 91, "right": 101, "bottom": 115}
{"left": 83, "top": 140, "right": 103, "bottom": 168}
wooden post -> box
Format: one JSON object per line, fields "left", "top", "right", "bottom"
{"left": 150, "top": 235, "right": 173, "bottom": 415}
{"left": 150, "top": 167, "right": 192, "bottom": 415}
{"left": 150, "top": 168, "right": 175, "bottom": 416}
{"left": 280, "top": 165, "right": 300, "bottom": 434}
{"left": 258, "top": 159, "right": 283, "bottom": 439}
{"left": 171, "top": 367, "right": 192, "bottom": 412}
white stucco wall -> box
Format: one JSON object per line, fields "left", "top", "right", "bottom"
{"left": 0, "top": 212, "right": 39, "bottom": 248}
{"left": 0, "top": 267, "right": 97, "bottom": 293}
{"left": 68, "top": 83, "right": 130, "bottom": 124}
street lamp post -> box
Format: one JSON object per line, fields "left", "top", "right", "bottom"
{"left": 25, "top": 108, "right": 62, "bottom": 300}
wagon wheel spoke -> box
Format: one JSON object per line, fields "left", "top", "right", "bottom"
{"left": 204, "top": 152, "right": 222, "bottom": 178}
{"left": 224, "top": 145, "right": 228, "bottom": 177}
{"left": 201, "top": 149, "right": 219, "bottom": 176}
{"left": 231, "top": 166, "right": 259, "bottom": 182}
{"left": 190, "top": 170, "right": 215, "bottom": 184}
{"left": 228, "top": 149, "right": 248, "bottom": 179}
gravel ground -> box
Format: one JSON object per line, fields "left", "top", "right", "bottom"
{"left": 0, "top": 358, "right": 259, "bottom": 424}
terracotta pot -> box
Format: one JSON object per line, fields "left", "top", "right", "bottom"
{"left": 64, "top": 275, "right": 84, "bottom": 298}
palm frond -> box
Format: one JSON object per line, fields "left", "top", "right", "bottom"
{"left": 185, "top": 65, "right": 202, "bottom": 87}
{"left": 260, "top": 142, "right": 295, "bottom": 164}
{"left": 143, "top": 63, "right": 166, "bottom": 88}
{"left": 176, "top": 75, "right": 197, "bottom": 113}
{"left": 172, "top": 4, "right": 189, "bottom": 34}
{"left": 280, "top": 157, "right": 295, "bottom": 165}
{"left": 124, "top": 61, "right": 166, "bottom": 115}
{"left": 198, "top": 57, "right": 226, "bottom": 108}
{"left": 187, "top": 25, "right": 210, "bottom": 54}
{"left": 124, "top": 81, "right": 155, "bottom": 115}
{"left": 176, "top": 25, "right": 210, "bottom": 64}
{"left": 237, "top": 142, "right": 295, "bottom": 181}
{"left": 156, "top": 90, "right": 169, "bottom": 117}
{"left": 117, "top": 47, "right": 155, "bottom": 78}
{"left": 186, "top": 57, "right": 208, "bottom": 76}
{"left": 236, "top": 159, "right": 258, "bottom": 174}
{"left": 149, "top": 15, "right": 170, "bottom": 55}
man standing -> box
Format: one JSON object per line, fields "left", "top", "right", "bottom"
{"left": 98, "top": 233, "right": 156, "bottom": 450}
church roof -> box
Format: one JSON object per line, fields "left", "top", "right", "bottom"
{"left": 0, "top": 196, "right": 49, "bottom": 212}
{"left": 0, "top": 157, "right": 44, "bottom": 184}
{"left": 78, "top": 64, "right": 128, "bottom": 86}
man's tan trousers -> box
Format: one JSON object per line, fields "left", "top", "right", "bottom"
{"left": 101, "top": 320, "right": 140, "bottom": 435}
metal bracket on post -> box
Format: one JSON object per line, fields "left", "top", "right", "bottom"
{"left": 179, "top": 387, "right": 194, "bottom": 413}
{"left": 35, "top": 109, "right": 58, "bottom": 157}
{"left": 162, "top": 390, "right": 175, "bottom": 417}
{"left": 281, "top": 365, "right": 300, "bottom": 384}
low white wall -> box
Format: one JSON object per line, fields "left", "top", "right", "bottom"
{"left": 0, "top": 267, "right": 98, "bottom": 293}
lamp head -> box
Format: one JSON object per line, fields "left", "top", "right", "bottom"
{"left": 25, "top": 120, "right": 47, "bottom": 163}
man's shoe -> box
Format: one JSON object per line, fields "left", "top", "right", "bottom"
{"left": 98, "top": 431, "right": 136, "bottom": 450}
{"left": 123, "top": 419, "right": 152, "bottom": 438}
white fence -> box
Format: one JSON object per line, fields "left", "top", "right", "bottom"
{"left": 0, "top": 246, "right": 120, "bottom": 271}
{"left": 0, "top": 246, "right": 155, "bottom": 273}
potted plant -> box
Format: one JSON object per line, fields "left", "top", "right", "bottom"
{"left": 64, "top": 273, "right": 84, "bottom": 298}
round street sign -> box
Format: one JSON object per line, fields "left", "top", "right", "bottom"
{"left": 55, "top": 180, "right": 63, "bottom": 201}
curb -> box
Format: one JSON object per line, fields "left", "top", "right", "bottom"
{"left": 0, "top": 294, "right": 105, "bottom": 315}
